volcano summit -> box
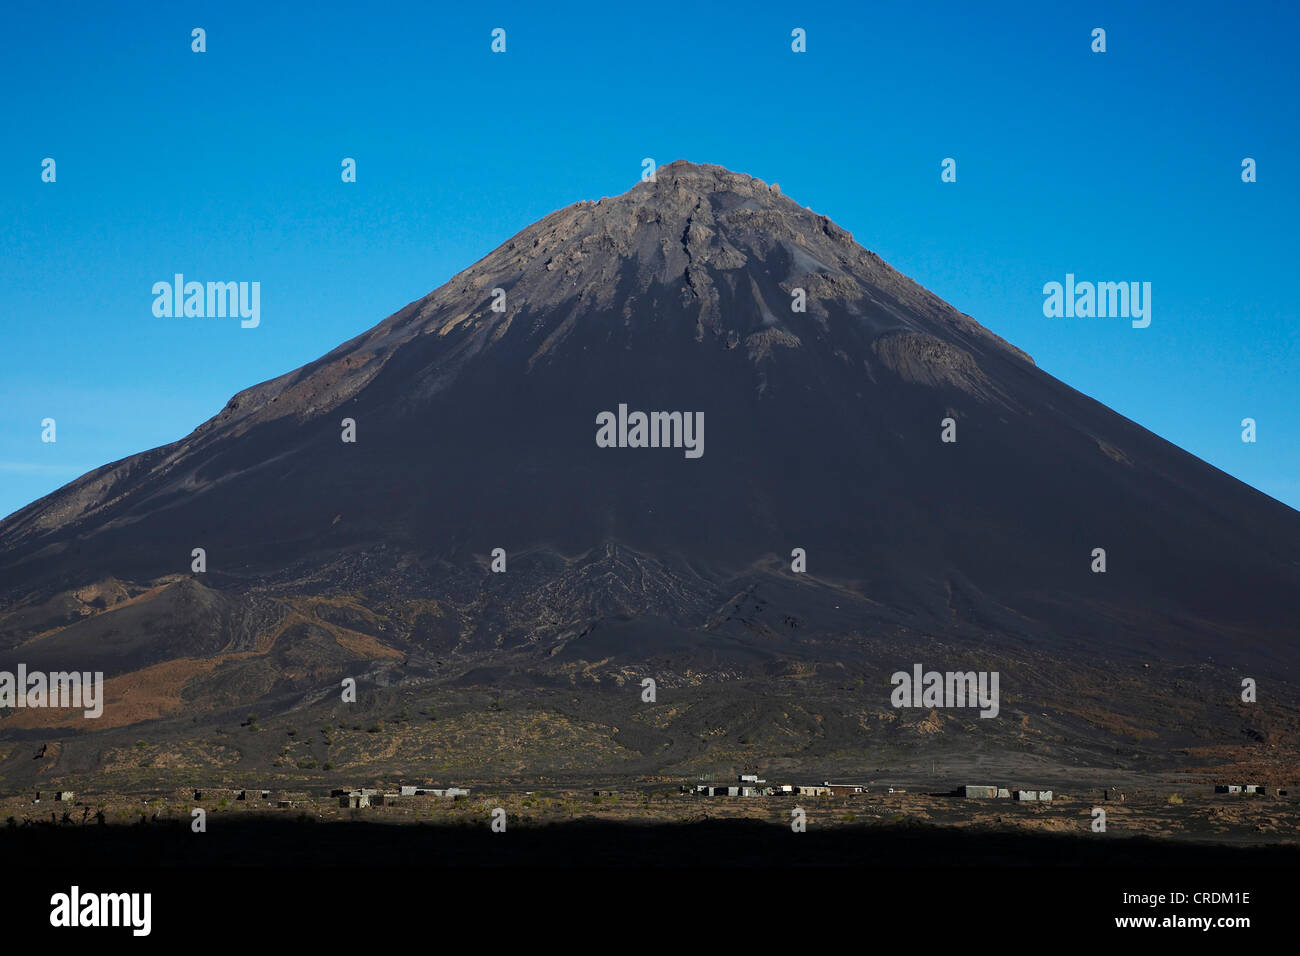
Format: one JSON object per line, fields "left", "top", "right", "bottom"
{"left": 1, "top": 161, "right": 1298, "bottom": 786}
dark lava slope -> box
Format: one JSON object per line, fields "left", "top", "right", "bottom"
{"left": 2, "top": 161, "right": 1298, "bottom": 681}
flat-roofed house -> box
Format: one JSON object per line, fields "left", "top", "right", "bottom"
{"left": 825, "top": 783, "right": 865, "bottom": 796}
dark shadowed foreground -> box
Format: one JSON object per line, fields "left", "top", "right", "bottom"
{"left": 6, "top": 819, "right": 1295, "bottom": 942}
{"left": 6, "top": 816, "right": 1300, "bottom": 867}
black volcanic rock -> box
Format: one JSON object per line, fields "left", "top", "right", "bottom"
{"left": 2, "top": 159, "right": 1299, "bottom": 692}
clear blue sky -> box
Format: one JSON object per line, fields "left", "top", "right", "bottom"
{"left": 1, "top": 0, "right": 1296, "bottom": 518}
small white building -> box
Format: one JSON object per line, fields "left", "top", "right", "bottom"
{"left": 796, "top": 785, "right": 832, "bottom": 797}
{"left": 397, "top": 785, "right": 468, "bottom": 798}
{"left": 1015, "top": 790, "right": 1054, "bottom": 802}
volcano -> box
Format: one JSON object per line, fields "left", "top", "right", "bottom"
{"left": 2, "top": 161, "right": 1298, "bottom": 784}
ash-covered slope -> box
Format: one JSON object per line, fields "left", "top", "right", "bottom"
{"left": 2, "top": 161, "right": 1298, "bottom": 679}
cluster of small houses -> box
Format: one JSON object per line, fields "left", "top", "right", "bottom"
{"left": 31, "top": 791, "right": 76, "bottom": 803}
{"left": 193, "top": 785, "right": 472, "bottom": 809}
{"left": 689, "top": 777, "right": 1056, "bottom": 801}
{"left": 193, "top": 788, "right": 305, "bottom": 808}
{"left": 688, "top": 775, "right": 900, "bottom": 798}
{"left": 333, "top": 785, "right": 470, "bottom": 808}
{"left": 686, "top": 777, "right": 1292, "bottom": 801}
{"left": 188, "top": 785, "right": 474, "bottom": 809}
{"left": 959, "top": 785, "right": 1053, "bottom": 801}
{"left": 27, "top": 779, "right": 1289, "bottom": 808}
{"left": 32, "top": 785, "right": 473, "bottom": 810}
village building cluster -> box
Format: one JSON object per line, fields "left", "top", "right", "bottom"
{"left": 961, "top": 785, "right": 1054, "bottom": 801}
{"left": 685, "top": 776, "right": 1059, "bottom": 800}
{"left": 687, "top": 775, "right": 871, "bottom": 797}
{"left": 31, "top": 791, "right": 76, "bottom": 803}
{"left": 191, "top": 788, "right": 306, "bottom": 807}
{"left": 334, "top": 785, "right": 470, "bottom": 808}
{"left": 22, "top": 777, "right": 1293, "bottom": 813}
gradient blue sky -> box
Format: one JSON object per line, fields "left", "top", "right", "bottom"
{"left": 2, "top": 0, "right": 1297, "bottom": 519}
